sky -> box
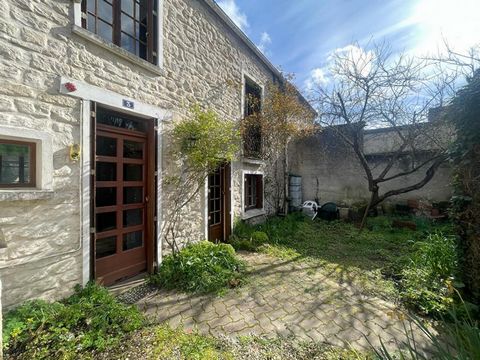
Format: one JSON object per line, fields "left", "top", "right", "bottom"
{"left": 215, "top": 0, "right": 480, "bottom": 93}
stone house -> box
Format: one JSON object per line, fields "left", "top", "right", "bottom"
{"left": 0, "top": 0, "right": 313, "bottom": 310}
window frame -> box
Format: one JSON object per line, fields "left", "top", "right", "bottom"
{"left": 242, "top": 75, "right": 264, "bottom": 159}
{"left": 0, "top": 139, "right": 37, "bottom": 188}
{"left": 244, "top": 173, "right": 263, "bottom": 212}
{"left": 80, "top": 0, "right": 158, "bottom": 65}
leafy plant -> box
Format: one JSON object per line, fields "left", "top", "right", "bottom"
{"left": 374, "top": 300, "right": 480, "bottom": 359}
{"left": 400, "top": 233, "right": 459, "bottom": 315}
{"left": 149, "top": 241, "right": 245, "bottom": 294}
{"left": 3, "top": 282, "right": 144, "bottom": 359}
{"left": 230, "top": 230, "right": 269, "bottom": 251}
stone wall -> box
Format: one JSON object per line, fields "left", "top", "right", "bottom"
{"left": 289, "top": 128, "right": 452, "bottom": 206}
{"left": 0, "top": 0, "right": 281, "bottom": 309}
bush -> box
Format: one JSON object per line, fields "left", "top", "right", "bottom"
{"left": 400, "top": 233, "right": 459, "bottom": 315}
{"left": 230, "top": 230, "right": 269, "bottom": 252}
{"left": 149, "top": 241, "right": 245, "bottom": 294}
{"left": 3, "top": 282, "right": 144, "bottom": 359}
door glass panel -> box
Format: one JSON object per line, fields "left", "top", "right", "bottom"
{"left": 96, "top": 236, "right": 116, "bottom": 258}
{"left": 96, "top": 212, "right": 117, "bottom": 232}
{"left": 97, "top": 108, "right": 146, "bottom": 132}
{"left": 123, "top": 140, "right": 143, "bottom": 159}
{"left": 96, "top": 162, "right": 116, "bottom": 181}
{"left": 123, "top": 208, "right": 143, "bottom": 227}
{"left": 96, "top": 187, "right": 116, "bottom": 207}
{"left": 123, "top": 231, "right": 143, "bottom": 251}
{"left": 124, "top": 164, "right": 142, "bottom": 181}
{"left": 123, "top": 187, "right": 142, "bottom": 204}
{"left": 96, "top": 136, "right": 116, "bottom": 157}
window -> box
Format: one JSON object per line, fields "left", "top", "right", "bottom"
{"left": 0, "top": 140, "right": 36, "bottom": 188}
{"left": 81, "top": 0, "right": 159, "bottom": 64}
{"left": 244, "top": 174, "right": 263, "bottom": 211}
{"left": 243, "top": 77, "right": 263, "bottom": 158}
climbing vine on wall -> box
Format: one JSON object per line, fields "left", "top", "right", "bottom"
{"left": 448, "top": 70, "right": 480, "bottom": 301}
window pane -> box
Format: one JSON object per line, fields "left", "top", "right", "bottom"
{"left": 96, "top": 136, "right": 117, "bottom": 157}
{"left": 98, "top": 0, "right": 113, "bottom": 23}
{"left": 97, "top": 108, "right": 146, "bottom": 132}
{"left": 121, "top": 0, "right": 134, "bottom": 16}
{"left": 98, "top": 20, "right": 112, "bottom": 42}
{"left": 123, "top": 208, "right": 143, "bottom": 227}
{"left": 123, "top": 231, "right": 143, "bottom": 251}
{"left": 121, "top": 33, "right": 136, "bottom": 55}
{"left": 123, "top": 140, "right": 143, "bottom": 159}
{"left": 87, "top": 13, "right": 96, "bottom": 32}
{"left": 96, "top": 187, "right": 117, "bottom": 207}
{"left": 124, "top": 164, "right": 142, "bottom": 181}
{"left": 96, "top": 211, "right": 117, "bottom": 232}
{"left": 121, "top": 13, "right": 135, "bottom": 36}
{"left": 87, "top": 0, "right": 96, "bottom": 13}
{"left": 0, "top": 142, "right": 32, "bottom": 185}
{"left": 123, "top": 186, "right": 142, "bottom": 204}
{"left": 96, "top": 236, "right": 116, "bottom": 258}
{"left": 96, "top": 162, "right": 116, "bottom": 181}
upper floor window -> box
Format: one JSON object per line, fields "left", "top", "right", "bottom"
{"left": 81, "top": 0, "right": 159, "bottom": 64}
{"left": 244, "top": 173, "right": 263, "bottom": 211}
{"left": 243, "top": 77, "right": 262, "bottom": 158}
{"left": 0, "top": 140, "right": 36, "bottom": 188}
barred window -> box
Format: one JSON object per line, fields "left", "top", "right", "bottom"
{"left": 243, "top": 77, "right": 263, "bottom": 158}
{"left": 81, "top": 0, "right": 159, "bottom": 64}
{"left": 0, "top": 140, "right": 36, "bottom": 188}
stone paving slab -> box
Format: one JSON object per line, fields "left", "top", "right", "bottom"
{"left": 137, "top": 253, "right": 434, "bottom": 353}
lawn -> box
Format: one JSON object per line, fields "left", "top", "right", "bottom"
{"left": 231, "top": 213, "right": 454, "bottom": 301}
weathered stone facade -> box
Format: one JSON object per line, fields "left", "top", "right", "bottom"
{"left": 0, "top": 0, "right": 292, "bottom": 309}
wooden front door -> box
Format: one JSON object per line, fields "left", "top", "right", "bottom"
{"left": 208, "top": 163, "right": 231, "bottom": 242}
{"left": 93, "top": 106, "right": 154, "bottom": 285}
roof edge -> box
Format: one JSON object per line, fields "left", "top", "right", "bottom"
{"left": 202, "top": 0, "right": 316, "bottom": 115}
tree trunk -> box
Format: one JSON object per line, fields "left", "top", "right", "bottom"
{"left": 359, "top": 186, "right": 379, "bottom": 231}
{"left": 283, "top": 143, "right": 289, "bottom": 215}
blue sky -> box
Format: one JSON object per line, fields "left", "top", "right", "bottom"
{"left": 216, "top": 0, "right": 480, "bottom": 91}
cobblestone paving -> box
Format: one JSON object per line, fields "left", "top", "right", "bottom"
{"left": 138, "top": 253, "right": 434, "bottom": 352}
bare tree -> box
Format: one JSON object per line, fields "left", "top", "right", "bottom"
{"left": 312, "top": 42, "right": 455, "bottom": 228}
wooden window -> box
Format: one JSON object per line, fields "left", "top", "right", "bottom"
{"left": 0, "top": 140, "right": 36, "bottom": 188}
{"left": 243, "top": 77, "right": 262, "bottom": 158}
{"left": 81, "top": 0, "right": 158, "bottom": 64}
{"left": 244, "top": 174, "right": 263, "bottom": 211}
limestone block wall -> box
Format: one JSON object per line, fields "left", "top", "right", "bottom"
{"left": 289, "top": 129, "right": 452, "bottom": 206}
{"left": 0, "top": 0, "right": 281, "bottom": 309}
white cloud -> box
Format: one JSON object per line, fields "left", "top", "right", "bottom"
{"left": 304, "top": 67, "right": 329, "bottom": 90}
{"left": 216, "top": 0, "right": 249, "bottom": 31}
{"left": 257, "top": 32, "right": 272, "bottom": 53}
{"left": 330, "top": 45, "right": 374, "bottom": 77}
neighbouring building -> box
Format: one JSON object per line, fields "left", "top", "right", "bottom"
{"left": 0, "top": 0, "right": 314, "bottom": 310}
{"left": 289, "top": 124, "right": 453, "bottom": 207}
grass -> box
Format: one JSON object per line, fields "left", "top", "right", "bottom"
{"left": 102, "top": 325, "right": 376, "bottom": 360}
{"left": 231, "top": 213, "right": 454, "bottom": 301}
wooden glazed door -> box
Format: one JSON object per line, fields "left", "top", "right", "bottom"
{"left": 93, "top": 106, "right": 153, "bottom": 285}
{"left": 208, "top": 163, "right": 231, "bottom": 242}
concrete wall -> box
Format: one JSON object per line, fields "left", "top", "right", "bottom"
{"left": 289, "top": 128, "right": 452, "bottom": 206}
{"left": 0, "top": 0, "right": 281, "bottom": 309}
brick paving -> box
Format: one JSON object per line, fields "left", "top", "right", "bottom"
{"left": 138, "top": 252, "right": 434, "bottom": 353}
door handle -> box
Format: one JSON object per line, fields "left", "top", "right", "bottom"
{"left": 145, "top": 196, "right": 149, "bottom": 203}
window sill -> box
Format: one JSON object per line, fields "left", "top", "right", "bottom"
{"left": 242, "top": 208, "right": 266, "bottom": 220}
{"left": 71, "top": 25, "right": 163, "bottom": 76}
{"left": 0, "top": 189, "right": 54, "bottom": 202}
{"left": 241, "top": 157, "right": 265, "bottom": 166}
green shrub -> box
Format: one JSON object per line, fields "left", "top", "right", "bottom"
{"left": 230, "top": 230, "right": 269, "bottom": 252}
{"left": 3, "top": 282, "right": 144, "bottom": 359}
{"left": 149, "top": 241, "right": 245, "bottom": 294}
{"left": 400, "top": 233, "right": 459, "bottom": 315}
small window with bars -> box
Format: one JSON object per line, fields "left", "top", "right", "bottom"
{"left": 244, "top": 174, "right": 263, "bottom": 211}
{"left": 243, "top": 77, "right": 263, "bottom": 158}
{"left": 0, "top": 140, "right": 36, "bottom": 188}
{"left": 81, "top": 0, "right": 159, "bottom": 64}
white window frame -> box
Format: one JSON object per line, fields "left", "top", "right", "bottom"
{"left": 71, "top": 0, "right": 164, "bottom": 74}
{"left": 0, "top": 125, "right": 53, "bottom": 200}
{"left": 241, "top": 169, "right": 265, "bottom": 220}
